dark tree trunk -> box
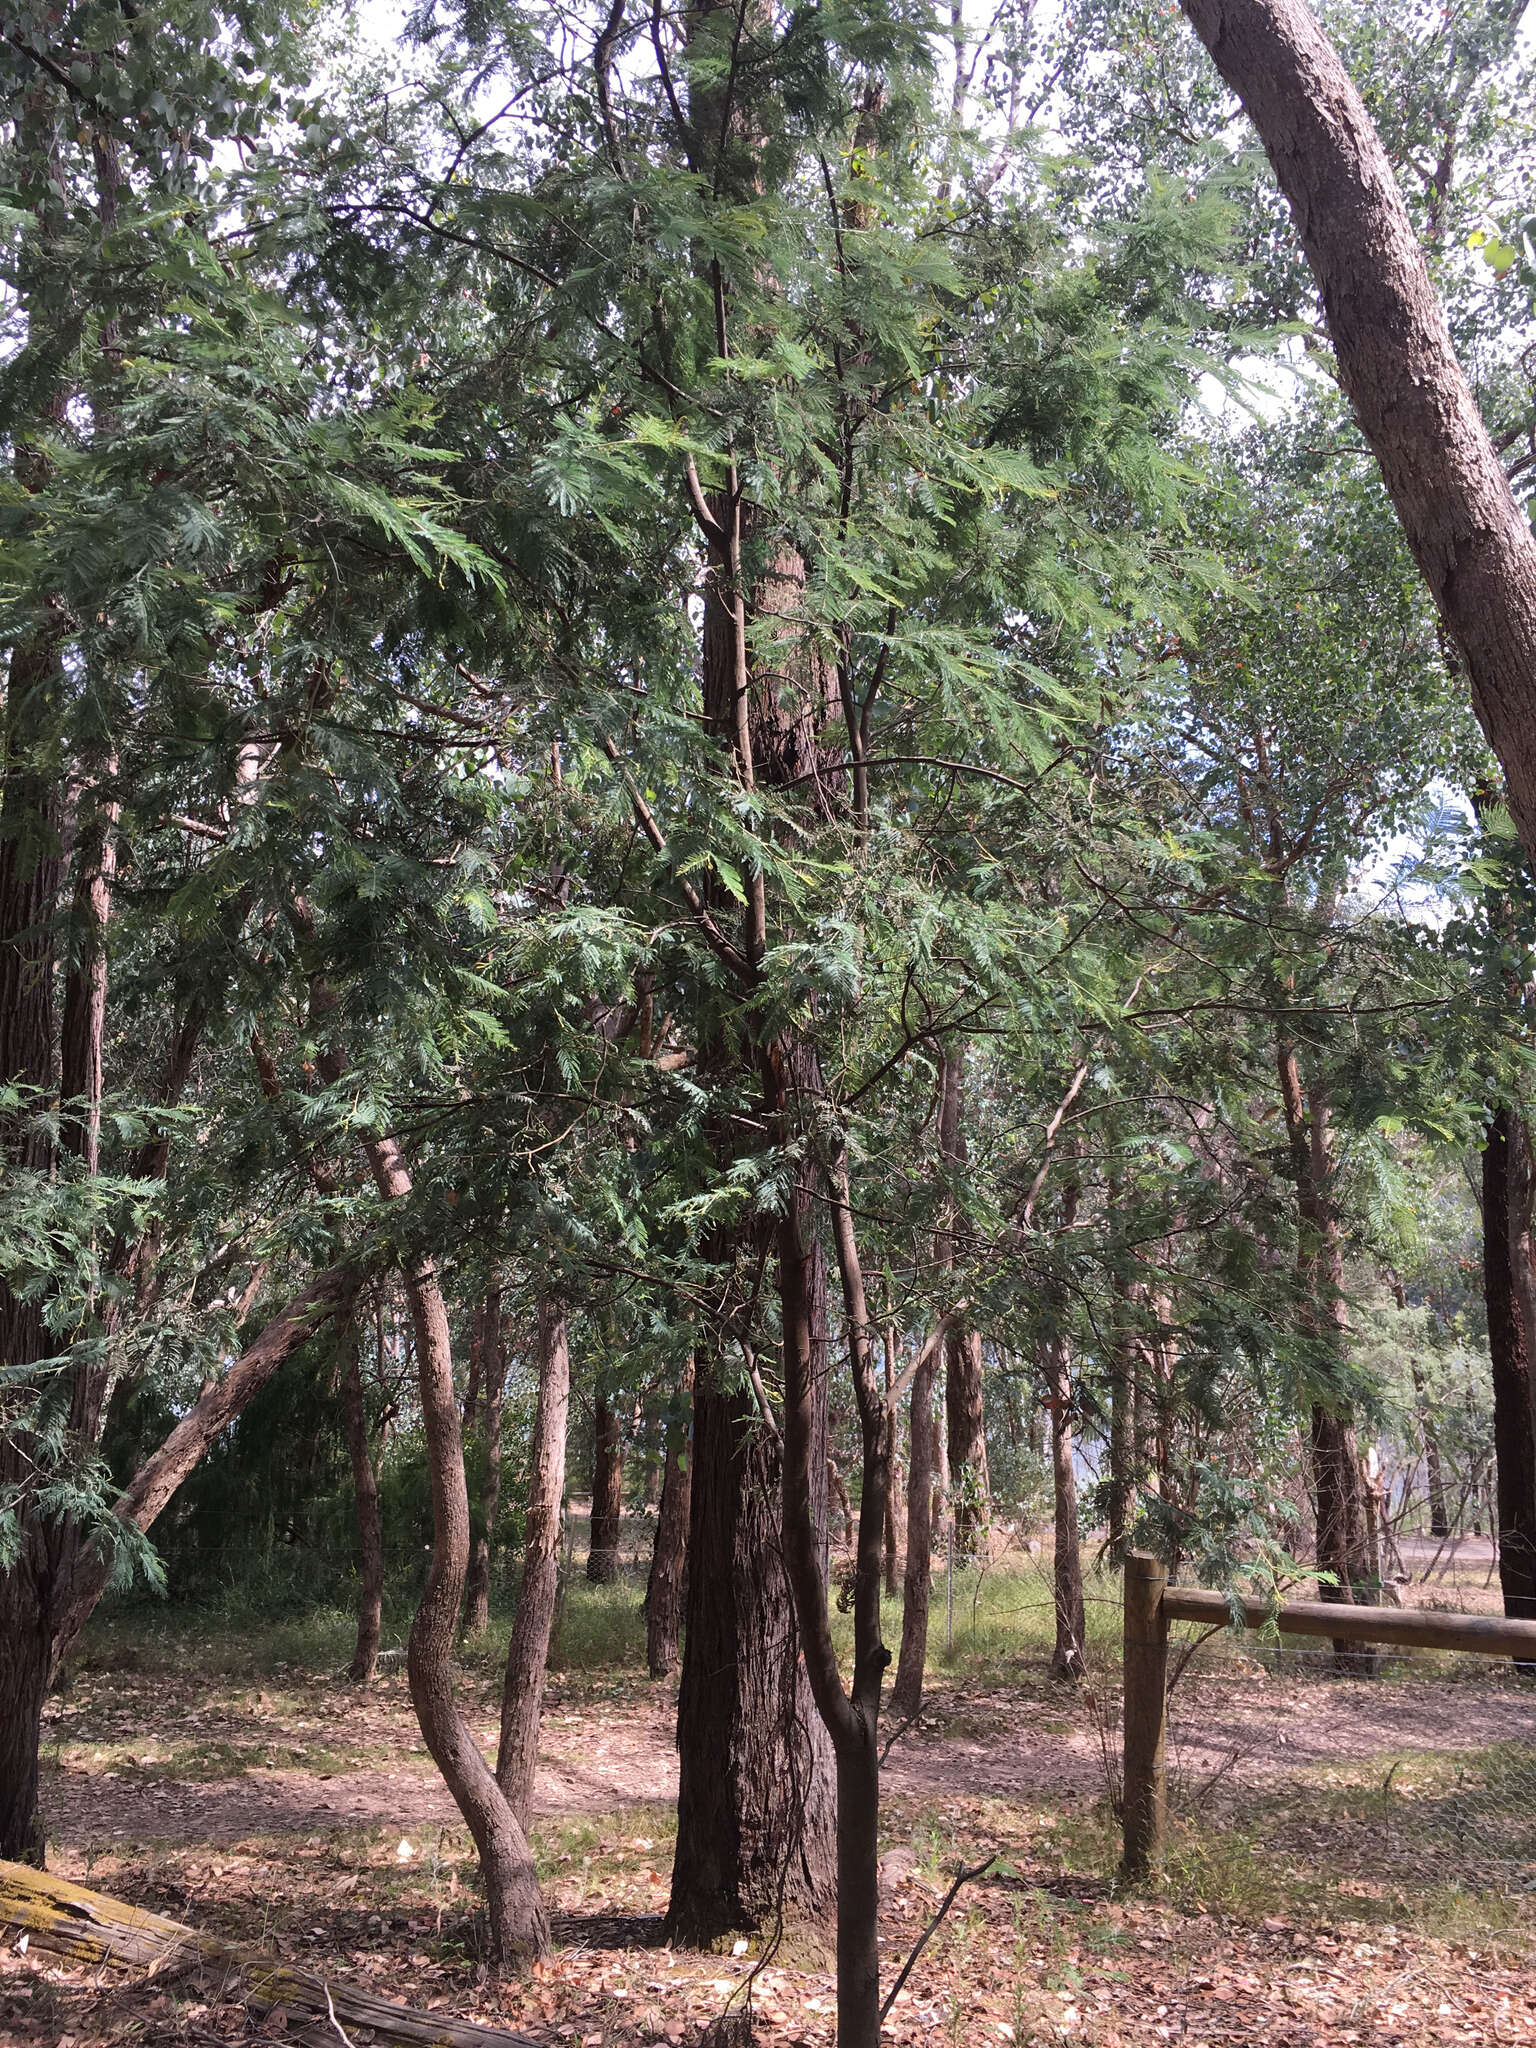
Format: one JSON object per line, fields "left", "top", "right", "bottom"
{"left": 1046, "top": 1330, "right": 1086, "bottom": 1680}
{"left": 666, "top": 1340, "right": 836, "bottom": 1944}
{"left": 890, "top": 1342, "right": 936, "bottom": 1721}
{"left": 464, "top": 1286, "right": 505, "bottom": 1638}
{"left": 340, "top": 1313, "right": 385, "bottom": 1683}
{"left": 587, "top": 1392, "right": 623, "bottom": 1584}
{"left": 1175, "top": 0, "right": 1536, "bottom": 871}
{"left": 497, "top": 1298, "right": 570, "bottom": 1831}
{"left": 645, "top": 1361, "right": 693, "bottom": 1679}
{"left": 0, "top": 1581, "right": 50, "bottom": 1867}
{"left": 1482, "top": 1109, "right": 1536, "bottom": 1636}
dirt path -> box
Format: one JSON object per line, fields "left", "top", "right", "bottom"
{"left": 39, "top": 1662, "right": 1533, "bottom": 1854}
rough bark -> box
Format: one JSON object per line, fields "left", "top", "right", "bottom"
{"left": 1482, "top": 1109, "right": 1536, "bottom": 1635}
{"left": 645, "top": 1360, "right": 693, "bottom": 1679}
{"left": 587, "top": 1392, "right": 623, "bottom": 1584}
{"left": 1176, "top": 0, "right": 1536, "bottom": 868}
{"left": 497, "top": 1298, "right": 570, "bottom": 1832}
{"left": 667, "top": 1335, "right": 836, "bottom": 1944}
{"left": 340, "top": 1312, "right": 385, "bottom": 1682}
{"left": 0, "top": 649, "right": 65, "bottom": 1868}
{"left": 464, "top": 1286, "right": 505, "bottom": 1638}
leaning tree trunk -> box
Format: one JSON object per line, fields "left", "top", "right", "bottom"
{"left": 309, "top": 943, "right": 549, "bottom": 1965}
{"left": 340, "top": 1311, "right": 385, "bottom": 1683}
{"left": 890, "top": 1340, "right": 937, "bottom": 1721}
{"left": 1045, "top": 1326, "right": 1086, "bottom": 1681}
{"left": 1175, "top": 0, "right": 1536, "bottom": 870}
{"left": 464, "top": 1285, "right": 505, "bottom": 1638}
{"left": 586, "top": 1392, "right": 623, "bottom": 1585}
{"left": 645, "top": 1360, "right": 693, "bottom": 1679}
{"left": 1482, "top": 1109, "right": 1536, "bottom": 1636}
{"left": 497, "top": 1298, "right": 571, "bottom": 1831}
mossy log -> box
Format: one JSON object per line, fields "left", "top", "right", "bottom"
{"left": 0, "top": 1858, "right": 538, "bottom": 2048}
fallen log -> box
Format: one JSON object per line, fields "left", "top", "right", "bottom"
{"left": 0, "top": 1859, "right": 538, "bottom": 2048}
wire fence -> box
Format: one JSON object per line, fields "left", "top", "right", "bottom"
{"left": 1151, "top": 1613, "right": 1536, "bottom": 1906}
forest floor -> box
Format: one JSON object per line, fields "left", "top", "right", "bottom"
{"left": 4, "top": 1554, "right": 1534, "bottom": 2048}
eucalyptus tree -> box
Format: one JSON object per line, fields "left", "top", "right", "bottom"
{"left": 1165, "top": 0, "right": 1536, "bottom": 866}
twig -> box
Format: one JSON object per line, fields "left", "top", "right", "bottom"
{"left": 878, "top": 1854, "right": 999, "bottom": 2022}
{"left": 325, "top": 1982, "right": 359, "bottom": 2048}
{"left": 878, "top": 1709, "right": 919, "bottom": 1767}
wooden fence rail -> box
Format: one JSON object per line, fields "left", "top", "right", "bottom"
{"left": 1119, "top": 1551, "right": 1536, "bottom": 1882}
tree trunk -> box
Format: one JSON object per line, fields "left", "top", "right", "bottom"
{"left": 586, "top": 1392, "right": 623, "bottom": 1585}
{"left": 645, "top": 1361, "right": 693, "bottom": 1679}
{"left": 1482, "top": 1109, "right": 1536, "bottom": 1636}
{"left": 0, "top": 1575, "right": 52, "bottom": 1867}
{"left": 890, "top": 1343, "right": 936, "bottom": 1721}
{"left": 936, "top": 1047, "right": 988, "bottom": 1551}
{"left": 0, "top": 1265, "right": 357, "bottom": 1861}
{"left": 340, "top": 1312, "right": 385, "bottom": 1683}
{"left": 464, "top": 1286, "right": 505, "bottom": 1638}
{"left": 881, "top": 1341, "right": 903, "bottom": 1603}
{"left": 773, "top": 1145, "right": 892, "bottom": 2048}
{"left": 497, "top": 1298, "right": 570, "bottom": 1831}
{"left": 1175, "top": 0, "right": 1536, "bottom": 870}
{"left": 1046, "top": 1329, "right": 1086, "bottom": 1681}
{"left": 394, "top": 1230, "right": 546, "bottom": 1964}
{"left": 1106, "top": 1276, "right": 1144, "bottom": 1557}
{"left": 945, "top": 1327, "right": 988, "bottom": 1555}
{"left": 667, "top": 1340, "right": 836, "bottom": 1944}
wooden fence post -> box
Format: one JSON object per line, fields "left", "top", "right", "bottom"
{"left": 1121, "top": 1549, "right": 1168, "bottom": 1883}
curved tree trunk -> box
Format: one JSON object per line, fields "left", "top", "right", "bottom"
{"left": 645, "top": 1360, "right": 693, "bottom": 1679}
{"left": 1175, "top": 0, "right": 1536, "bottom": 868}
{"left": 340, "top": 1312, "right": 385, "bottom": 1683}
{"left": 309, "top": 946, "right": 548, "bottom": 1964}
{"left": 497, "top": 1298, "right": 570, "bottom": 1831}
{"left": 586, "top": 1392, "right": 623, "bottom": 1585}
{"left": 391, "top": 1224, "right": 546, "bottom": 1964}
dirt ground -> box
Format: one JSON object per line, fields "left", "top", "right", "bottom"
{"left": 5, "top": 1624, "right": 1533, "bottom": 2048}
